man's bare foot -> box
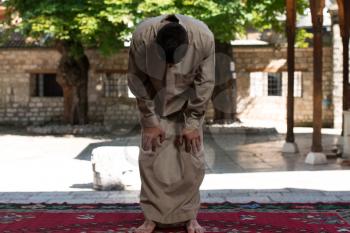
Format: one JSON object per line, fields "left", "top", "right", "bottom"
{"left": 186, "top": 219, "right": 205, "bottom": 233}
{"left": 134, "top": 219, "right": 156, "bottom": 233}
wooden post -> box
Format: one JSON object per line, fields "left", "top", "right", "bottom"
{"left": 0, "top": 6, "right": 6, "bottom": 21}
{"left": 337, "top": 0, "right": 350, "bottom": 128}
{"left": 283, "top": 0, "right": 299, "bottom": 153}
{"left": 305, "top": 0, "right": 327, "bottom": 164}
{"left": 286, "top": 0, "right": 296, "bottom": 143}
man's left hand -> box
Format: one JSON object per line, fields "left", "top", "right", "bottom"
{"left": 177, "top": 128, "right": 201, "bottom": 154}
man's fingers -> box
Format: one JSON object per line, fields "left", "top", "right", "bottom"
{"left": 176, "top": 134, "right": 183, "bottom": 145}
{"left": 151, "top": 138, "right": 157, "bottom": 152}
{"left": 160, "top": 131, "right": 165, "bottom": 143}
{"left": 185, "top": 137, "right": 191, "bottom": 153}
{"left": 143, "top": 136, "right": 151, "bottom": 151}
{"left": 195, "top": 137, "right": 201, "bottom": 152}
{"left": 191, "top": 140, "right": 198, "bottom": 154}
{"left": 175, "top": 135, "right": 180, "bottom": 146}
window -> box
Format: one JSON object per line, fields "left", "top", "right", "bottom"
{"left": 250, "top": 71, "right": 303, "bottom": 98}
{"left": 30, "top": 73, "right": 63, "bottom": 97}
{"left": 103, "top": 73, "right": 134, "bottom": 98}
{"left": 267, "top": 73, "right": 282, "bottom": 96}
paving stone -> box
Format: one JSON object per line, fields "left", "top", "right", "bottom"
{"left": 104, "top": 198, "right": 140, "bottom": 203}
{"left": 286, "top": 188, "right": 327, "bottom": 194}
{"left": 287, "top": 191, "right": 326, "bottom": 196}
{"left": 225, "top": 196, "right": 271, "bottom": 203}
{"left": 46, "top": 198, "right": 94, "bottom": 204}
{"left": 26, "top": 197, "right": 50, "bottom": 203}
{"left": 254, "top": 193, "right": 284, "bottom": 199}
{"left": 322, "top": 191, "right": 350, "bottom": 196}
{"left": 201, "top": 196, "right": 225, "bottom": 203}
{"left": 0, "top": 192, "right": 36, "bottom": 198}
{"left": 72, "top": 191, "right": 110, "bottom": 198}
{"left": 269, "top": 195, "right": 341, "bottom": 203}
{"left": 107, "top": 193, "right": 139, "bottom": 199}
{"left": 249, "top": 189, "right": 292, "bottom": 194}
{"left": 201, "top": 190, "right": 249, "bottom": 198}
{"left": 336, "top": 195, "right": 350, "bottom": 201}
{"left": 0, "top": 190, "right": 347, "bottom": 204}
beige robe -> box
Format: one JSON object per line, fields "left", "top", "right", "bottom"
{"left": 127, "top": 13, "right": 215, "bottom": 224}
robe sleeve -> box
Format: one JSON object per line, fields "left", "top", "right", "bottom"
{"left": 127, "top": 39, "right": 160, "bottom": 128}
{"left": 183, "top": 37, "right": 215, "bottom": 130}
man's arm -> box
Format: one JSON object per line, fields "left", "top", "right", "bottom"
{"left": 180, "top": 36, "right": 215, "bottom": 153}
{"left": 127, "top": 38, "right": 160, "bottom": 128}
{"left": 183, "top": 37, "right": 215, "bottom": 130}
{"left": 128, "top": 38, "right": 165, "bottom": 151}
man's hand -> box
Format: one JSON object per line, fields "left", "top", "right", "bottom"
{"left": 142, "top": 127, "right": 165, "bottom": 152}
{"left": 177, "top": 128, "right": 201, "bottom": 154}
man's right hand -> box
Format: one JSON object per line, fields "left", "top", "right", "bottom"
{"left": 142, "top": 127, "right": 165, "bottom": 152}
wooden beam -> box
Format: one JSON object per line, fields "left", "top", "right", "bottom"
{"left": 26, "top": 69, "right": 57, "bottom": 74}
{"left": 95, "top": 69, "right": 127, "bottom": 74}
{"left": 286, "top": 0, "right": 296, "bottom": 143}
{"left": 244, "top": 67, "right": 308, "bottom": 72}
{"left": 0, "top": 6, "right": 6, "bottom": 21}
{"left": 337, "top": 0, "right": 350, "bottom": 38}
{"left": 337, "top": 0, "right": 350, "bottom": 114}
{"left": 309, "top": 0, "right": 325, "bottom": 152}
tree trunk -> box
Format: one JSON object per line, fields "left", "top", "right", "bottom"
{"left": 211, "top": 40, "right": 237, "bottom": 124}
{"left": 55, "top": 41, "right": 90, "bottom": 125}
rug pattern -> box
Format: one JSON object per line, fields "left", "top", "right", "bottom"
{"left": 0, "top": 202, "right": 350, "bottom": 232}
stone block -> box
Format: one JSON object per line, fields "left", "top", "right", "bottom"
{"left": 282, "top": 142, "right": 299, "bottom": 153}
{"left": 305, "top": 152, "right": 327, "bottom": 165}
{"left": 91, "top": 146, "right": 139, "bottom": 191}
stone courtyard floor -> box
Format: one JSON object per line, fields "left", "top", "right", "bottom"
{"left": 0, "top": 125, "right": 349, "bottom": 203}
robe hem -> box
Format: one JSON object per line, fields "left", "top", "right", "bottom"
{"left": 142, "top": 208, "right": 198, "bottom": 224}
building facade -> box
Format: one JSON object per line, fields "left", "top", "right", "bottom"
{"left": 0, "top": 44, "right": 337, "bottom": 128}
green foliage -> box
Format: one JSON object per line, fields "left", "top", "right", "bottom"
{"left": 133, "top": 0, "right": 309, "bottom": 43}
{"left": 295, "top": 28, "right": 313, "bottom": 48}
{"left": 245, "top": 0, "right": 308, "bottom": 32}
{"left": 3, "top": 0, "right": 135, "bottom": 57}
{"left": 132, "top": 0, "right": 246, "bottom": 42}
{"left": 2, "top": 0, "right": 309, "bottom": 55}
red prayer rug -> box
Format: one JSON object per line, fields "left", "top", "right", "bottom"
{"left": 0, "top": 202, "right": 350, "bottom": 232}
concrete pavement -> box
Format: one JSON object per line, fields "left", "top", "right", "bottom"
{"left": 0, "top": 125, "right": 350, "bottom": 203}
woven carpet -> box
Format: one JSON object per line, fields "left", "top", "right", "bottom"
{"left": 0, "top": 202, "right": 350, "bottom": 232}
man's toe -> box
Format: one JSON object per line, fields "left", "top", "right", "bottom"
{"left": 187, "top": 226, "right": 195, "bottom": 233}
{"left": 197, "top": 227, "right": 205, "bottom": 233}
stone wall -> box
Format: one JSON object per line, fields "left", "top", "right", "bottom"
{"left": 233, "top": 46, "right": 334, "bottom": 127}
{"left": 0, "top": 46, "right": 336, "bottom": 128}
{"left": 330, "top": 7, "right": 350, "bottom": 130}
{"left": 85, "top": 49, "right": 138, "bottom": 126}
{"left": 0, "top": 48, "right": 139, "bottom": 126}
{"left": 0, "top": 49, "right": 63, "bottom": 125}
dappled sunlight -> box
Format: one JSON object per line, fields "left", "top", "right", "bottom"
{"left": 201, "top": 170, "right": 350, "bottom": 192}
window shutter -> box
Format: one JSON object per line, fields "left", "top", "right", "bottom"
{"left": 281, "top": 71, "right": 303, "bottom": 97}
{"left": 294, "top": 71, "right": 303, "bottom": 97}
{"left": 250, "top": 72, "right": 266, "bottom": 97}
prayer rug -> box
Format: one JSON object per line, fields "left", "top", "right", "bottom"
{"left": 0, "top": 202, "right": 349, "bottom": 232}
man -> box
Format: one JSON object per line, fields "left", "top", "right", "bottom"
{"left": 127, "top": 13, "right": 215, "bottom": 233}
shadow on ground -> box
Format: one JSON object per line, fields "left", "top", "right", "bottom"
{"left": 73, "top": 126, "right": 347, "bottom": 174}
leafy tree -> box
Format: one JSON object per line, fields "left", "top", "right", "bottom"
{"left": 2, "top": 0, "right": 135, "bottom": 124}
{"left": 2, "top": 0, "right": 309, "bottom": 125}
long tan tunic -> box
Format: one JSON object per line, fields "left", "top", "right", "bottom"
{"left": 127, "top": 13, "right": 215, "bottom": 224}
